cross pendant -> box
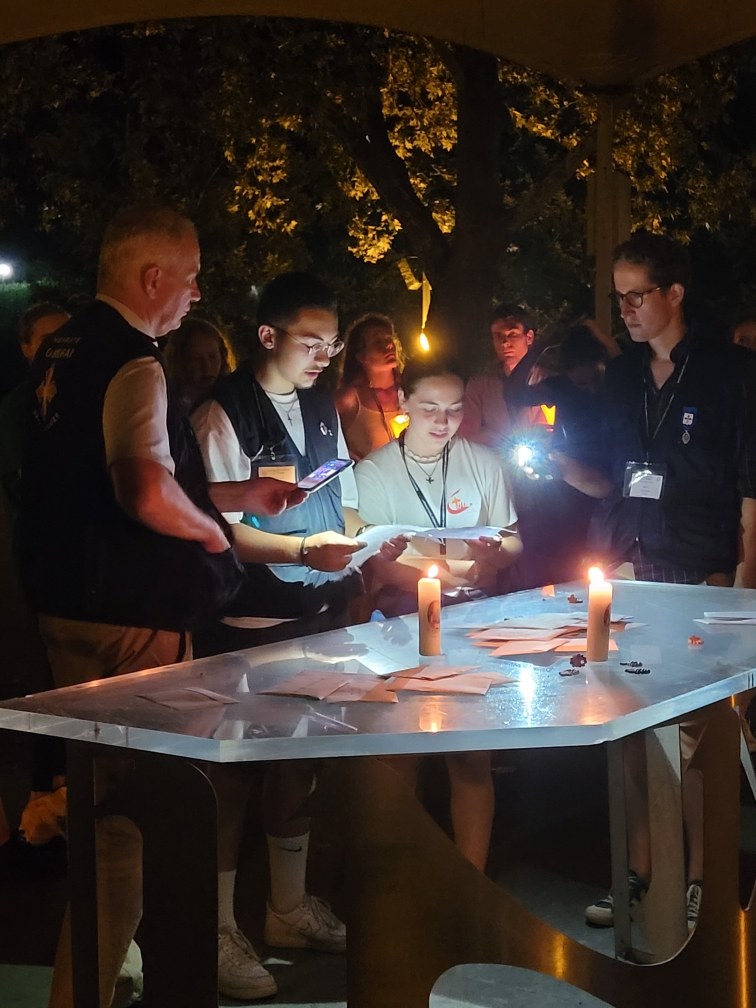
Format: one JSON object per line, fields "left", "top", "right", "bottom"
{"left": 426, "top": 476, "right": 434, "bottom": 484}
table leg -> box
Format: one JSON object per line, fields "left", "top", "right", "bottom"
{"left": 328, "top": 706, "right": 754, "bottom": 1008}
{"left": 66, "top": 744, "right": 219, "bottom": 1008}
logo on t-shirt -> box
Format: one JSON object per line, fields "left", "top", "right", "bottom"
{"left": 447, "top": 490, "right": 472, "bottom": 516}
{"left": 36, "top": 366, "right": 58, "bottom": 421}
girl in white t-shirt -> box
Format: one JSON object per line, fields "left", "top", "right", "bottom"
{"left": 354, "top": 357, "right": 522, "bottom": 871}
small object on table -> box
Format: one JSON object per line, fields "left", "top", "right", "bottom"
{"left": 567, "top": 593, "right": 583, "bottom": 604}
{"left": 626, "top": 666, "right": 652, "bottom": 675}
{"left": 570, "top": 653, "right": 587, "bottom": 668}
{"left": 620, "top": 660, "right": 643, "bottom": 667}
{"left": 688, "top": 634, "right": 704, "bottom": 647}
{"left": 559, "top": 666, "right": 581, "bottom": 677}
{"left": 418, "top": 565, "right": 442, "bottom": 656}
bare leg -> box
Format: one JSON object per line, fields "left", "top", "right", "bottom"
{"left": 445, "top": 751, "right": 494, "bottom": 872}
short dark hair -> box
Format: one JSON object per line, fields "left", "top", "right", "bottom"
{"left": 612, "top": 232, "right": 690, "bottom": 290}
{"left": 18, "top": 302, "right": 68, "bottom": 347}
{"left": 490, "top": 303, "right": 535, "bottom": 334}
{"left": 399, "top": 355, "right": 466, "bottom": 397}
{"left": 558, "top": 323, "right": 608, "bottom": 373}
{"left": 257, "top": 272, "right": 338, "bottom": 330}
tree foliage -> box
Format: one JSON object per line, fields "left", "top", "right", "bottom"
{"left": 1, "top": 19, "right": 755, "bottom": 357}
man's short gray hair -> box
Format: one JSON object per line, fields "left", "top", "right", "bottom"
{"left": 98, "top": 204, "right": 197, "bottom": 289}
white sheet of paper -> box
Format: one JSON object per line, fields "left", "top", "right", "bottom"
{"left": 469, "top": 626, "right": 581, "bottom": 641}
{"left": 348, "top": 524, "right": 424, "bottom": 567}
{"left": 415, "top": 525, "right": 505, "bottom": 542}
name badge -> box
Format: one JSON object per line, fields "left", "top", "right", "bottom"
{"left": 255, "top": 452, "right": 299, "bottom": 484}
{"left": 623, "top": 461, "right": 667, "bottom": 500}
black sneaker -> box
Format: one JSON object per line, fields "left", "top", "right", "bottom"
{"left": 585, "top": 870, "right": 647, "bottom": 927}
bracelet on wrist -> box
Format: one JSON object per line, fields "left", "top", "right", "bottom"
{"left": 299, "top": 536, "right": 311, "bottom": 568}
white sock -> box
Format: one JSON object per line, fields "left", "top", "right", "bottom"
{"left": 218, "top": 868, "right": 237, "bottom": 933}
{"left": 266, "top": 832, "right": 309, "bottom": 914}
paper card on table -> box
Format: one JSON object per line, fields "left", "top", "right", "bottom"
{"left": 390, "top": 674, "right": 493, "bottom": 695}
{"left": 553, "top": 637, "right": 619, "bottom": 653}
{"left": 324, "top": 678, "right": 399, "bottom": 703}
{"left": 704, "top": 611, "right": 756, "bottom": 620}
{"left": 140, "top": 687, "right": 238, "bottom": 711}
{"left": 487, "top": 640, "right": 569, "bottom": 657}
{"left": 469, "top": 626, "right": 580, "bottom": 641}
{"left": 391, "top": 664, "right": 479, "bottom": 680}
{"left": 259, "top": 671, "right": 350, "bottom": 700}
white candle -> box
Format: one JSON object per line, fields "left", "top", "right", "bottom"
{"left": 587, "top": 566, "right": 612, "bottom": 661}
{"left": 418, "top": 565, "right": 441, "bottom": 656}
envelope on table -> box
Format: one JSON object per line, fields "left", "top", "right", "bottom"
{"left": 390, "top": 674, "right": 494, "bottom": 695}
{"left": 259, "top": 671, "right": 350, "bottom": 700}
{"left": 553, "top": 637, "right": 618, "bottom": 653}
{"left": 391, "top": 664, "right": 479, "bottom": 680}
{"left": 325, "top": 678, "right": 399, "bottom": 702}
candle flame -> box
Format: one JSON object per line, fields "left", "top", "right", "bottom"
{"left": 427, "top": 564, "right": 439, "bottom": 578}
{"left": 418, "top": 331, "right": 430, "bottom": 353}
{"left": 588, "top": 566, "right": 605, "bottom": 583}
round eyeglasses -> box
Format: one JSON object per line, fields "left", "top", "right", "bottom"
{"left": 270, "top": 325, "right": 345, "bottom": 358}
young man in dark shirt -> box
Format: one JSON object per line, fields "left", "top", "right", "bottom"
{"left": 580, "top": 232, "right": 756, "bottom": 931}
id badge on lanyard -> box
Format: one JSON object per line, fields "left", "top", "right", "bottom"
{"left": 623, "top": 461, "right": 667, "bottom": 500}
{"left": 254, "top": 453, "right": 299, "bottom": 484}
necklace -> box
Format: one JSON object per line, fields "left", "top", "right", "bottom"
{"left": 404, "top": 443, "right": 445, "bottom": 483}
{"left": 398, "top": 432, "right": 449, "bottom": 527}
{"left": 267, "top": 390, "right": 299, "bottom": 426}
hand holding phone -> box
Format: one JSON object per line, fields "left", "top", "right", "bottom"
{"left": 297, "top": 458, "right": 353, "bottom": 493}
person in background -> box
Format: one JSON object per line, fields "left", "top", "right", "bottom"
{"left": 510, "top": 320, "right": 614, "bottom": 588}
{"left": 459, "top": 304, "right": 541, "bottom": 451}
{"left": 732, "top": 314, "right": 756, "bottom": 351}
{"left": 355, "top": 355, "right": 521, "bottom": 872}
{"left": 0, "top": 303, "right": 70, "bottom": 850}
{"left": 335, "top": 312, "right": 408, "bottom": 460}
{"left": 164, "top": 315, "right": 236, "bottom": 413}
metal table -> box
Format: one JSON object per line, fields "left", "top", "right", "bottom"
{"left": 1, "top": 581, "right": 755, "bottom": 1007}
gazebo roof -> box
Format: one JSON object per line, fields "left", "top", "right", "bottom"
{"left": 2, "top": 0, "right": 755, "bottom": 87}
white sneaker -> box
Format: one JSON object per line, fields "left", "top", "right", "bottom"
{"left": 264, "top": 894, "right": 346, "bottom": 953}
{"left": 218, "top": 927, "right": 277, "bottom": 1001}
{"left": 686, "top": 880, "right": 703, "bottom": 931}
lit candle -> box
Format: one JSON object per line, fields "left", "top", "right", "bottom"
{"left": 587, "top": 566, "right": 612, "bottom": 661}
{"left": 389, "top": 412, "right": 410, "bottom": 438}
{"left": 418, "top": 564, "right": 441, "bottom": 656}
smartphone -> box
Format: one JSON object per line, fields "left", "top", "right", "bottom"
{"left": 297, "top": 458, "right": 353, "bottom": 493}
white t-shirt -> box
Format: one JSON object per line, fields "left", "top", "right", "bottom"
{"left": 191, "top": 396, "right": 358, "bottom": 522}
{"left": 355, "top": 436, "right": 517, "bottom": 534}
{"left": 97, "top": 295, "right": 174, "bottom": 474}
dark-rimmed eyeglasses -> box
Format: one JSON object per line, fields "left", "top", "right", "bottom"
{"left": 269, "top": 325, "right": 344, "bottom": 358}
{"left": 610, "top": 286, "right": 666, "bottom": 309}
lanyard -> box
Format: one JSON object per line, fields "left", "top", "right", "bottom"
{"left": 367, "top": 384, "right": 399, "bottom": 441}
{"left": 398, "top": 433, "right": 449, "bottom": 529}
{"left": 642, "top": 351, "right": 690, "bottom": 460}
